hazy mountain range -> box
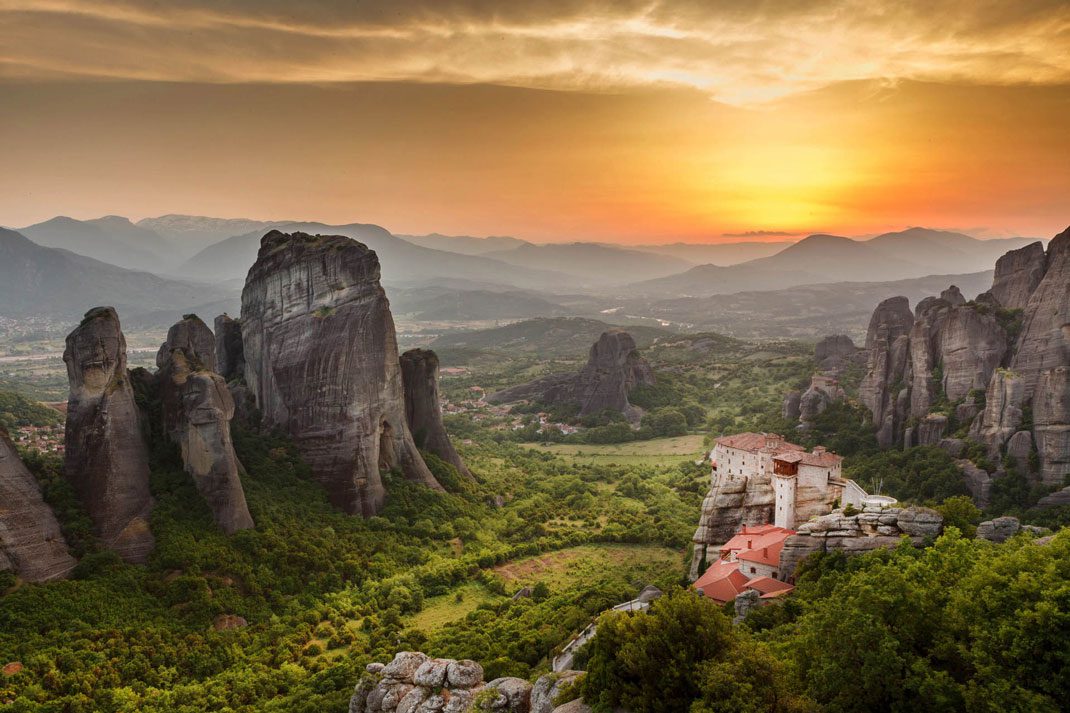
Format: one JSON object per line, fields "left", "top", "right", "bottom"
{"left": 0, "top": 213, "right": 1050, "bottom": 339}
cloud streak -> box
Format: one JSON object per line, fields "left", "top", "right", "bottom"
{"left": 2, "top": 0, "right": 1068, "bottom": 103}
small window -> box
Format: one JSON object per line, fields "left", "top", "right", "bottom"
{"left": 750, "top": 567, "right": 756, "bottom": 574}
{"left": 772, "top": 572, "right": 778, "bottom": 579}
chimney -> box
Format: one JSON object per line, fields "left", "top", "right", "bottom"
{"left": 763, "top": 547, "right": 768, "bottom": 558}
{"left": 747, "top": 539, "right": 752, "bottom": 549}
{"left": 813, "top": 446, "right": 826, "bottom": 455}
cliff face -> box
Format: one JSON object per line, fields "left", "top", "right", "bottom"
{"left": 400, "top": 349, "right": 471, "bottom": 479}
{"left": 158, "top": 315, "right": 254, "bottom": 534}
{"left": 240, "top": 231, "right": 441, "bottom": 516}
{"left": 990, "top": 241, "right": 1047, "bottom": 311}
{"left": 214, "top": 314, "right": 245, "bottom": 382}
{"left": 859, "top": 296, "right": 914, "bottom": 447}
{"left": 63, "top": 307, "right": 155, "bottom": 563}
{"left": 488, "top": 329, "right": 655, "bottom": 422}
{"left": 0, "top": 428, "right": 76, "bottom": 582}
{"left": 858, "top": 226, "right": 1069, "bottom": 488}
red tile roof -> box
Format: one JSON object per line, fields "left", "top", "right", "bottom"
{"left": 720, "top": 525, "right": 795, "bottom": 561}
{"left": 716, "top": 432, "right": 843, "bottom": 468}
{"left": 693, "top": 560, "right": 750, "bottom": 604}
{"left": 743, "top": 577, "right": 794, "bottom": 595}
{"left": 715, "top": 432, "right": 804, "bottom": 453}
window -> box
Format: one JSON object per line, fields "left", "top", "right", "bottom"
{"left": 750, "top": 567, "right": 756, "bottom": 574}
{"left": 772, "top": 572, "right": 778, "bottom": 579}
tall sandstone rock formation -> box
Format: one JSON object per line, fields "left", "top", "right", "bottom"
{"left": 0, "top": 428, "right": 76, "bottom": 582}
{"left": 158, "top": 315, "right": 254, "bottom": 534}
{"left": 241, "top": 231, "right": 442, "bottom": 516}
{"left": 859, "top": 226, "right": 1069, "bottom": 486}
{"left": 214, "top": 314, "right": 245, "bottom": 382}
{"left": 488, "top": 329, "right": 655, "bottom": 422}
{"left": 400, "top": 349, "right": 471, "bottom": 479}
{"left": 63, "top": 307, "right": 155, "bottom": 563}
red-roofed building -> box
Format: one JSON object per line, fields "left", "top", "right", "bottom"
{"left": 693, "top": 559, "right": 751, "bottom": 605}
{"left": 694, "top": 524, "right": 797, "bottom": 604}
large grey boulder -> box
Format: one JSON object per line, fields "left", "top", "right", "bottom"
{"left": 895, "top": 506, "right": 943, "bottom": 538}
{"left": 956, "top": 460, "right": 992, "bottom": 507}
{"left": 158, "top": 315, "right": 254, "bottom": 534}
{"left": 815, "top": 334, "right": 857, "bottom": 370}
{"left": 0, "top": 428, "right": 76, "bottom": 582}
{"left": 781, "top": 391, "right": 802, "bottom": 421}
{"left": 240, "top": 231, "right": 442, "bottom": 516}
{"left": 531, "top": 671, "right": 584, "bottom": 713}
{"left": 400, "top": 349, "right": 471, "bottom": 479}
{"left": 977, "top": 516, "right": 1021, "bottom": 543}
{"left": 484, "top": 678, "right": 533, "bottom": 712}
{"left": 63, "top": 307, "right": 154, "bottom": 563}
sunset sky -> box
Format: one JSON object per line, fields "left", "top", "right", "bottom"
{"left": 1, "top": 0, "right": 1068, "bottom": 243}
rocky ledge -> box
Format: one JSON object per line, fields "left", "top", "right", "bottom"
{"left": 351, "top": 652, "right": 587, "bottom": 713}
{"left": 779, "top": 504, "right": 943, "bottom": 578}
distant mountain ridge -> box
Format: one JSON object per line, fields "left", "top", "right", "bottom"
{"left": 18, "top": 216, "right": 172, "bottom": 272}
{"left": 0, "top": 227, "right": 236, "bottom": 322}
{"left": 177, "top": 221, "right": 572, "bottom": 290}
{"left": 397, "top": 233, "right": 531, "bottom": 255}
{"left": 481, "top": 242, "right": 693, "bottom": 285}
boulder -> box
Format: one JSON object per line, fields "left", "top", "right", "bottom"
{"left": 382, "top": 652, "right": 428, "bottom": 683}
{"left": 446, "top": 660, "right": 484, "bottom": 689}
{"left": 489, "top": 330, "right": 655, "bottom": 423}
{"left": 990, "top": 241, "right": 1046, "bottom": 310}
{"left": 212, "top": 614, "right": 247, "bottom": 630}
{"left": 0, "top": 428, "right": 76, "bottom": 582}
{"left": 977, "top": 516, "right": 1021, "bottom": 543}
{"left": 63, "top": 307, "right": 155, "bottom": 563}
{"left": 551, "top": 702, "right": 593, "bottom": 713}
{"left": 240, "top": 231, "right": 442, "bottom": 516}
{"left": 158, "top": 315, "right": 254, "bottom": 534}
{"left": 1037, "top": 485, "right": 1070, "bottom": 509}
{"left": 532, "top": 671, "right": 584, "bottom": 713}
{"left": 484, "top": 678, "right": 533, "bottom": 712}
{"left": 916, "top": 414, "right": 947, "bottom": 447}
{"left": 895, "top": 506, "right": 943, "bottom": 538}
{"left": 413, "top": 658, "right": 450, "bottom": 688}
{"left": 940, "top": 285, "right": 966, "bottom": 307}
{"left": 938, "top": 438, "right": 965, "bottom": 458}
{"left": 733, "top": 589, "right": 761, "bottom": 624}
{"left": 400, "top": 349, "right": 471, "bottom": 478}
{"left": 214, "top": 314, "right": 245, "bottom": 382}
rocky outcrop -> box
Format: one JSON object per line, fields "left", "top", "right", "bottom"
{"left": 915, "top": 414, "right": 948, "bottom": 447}
{"left": 976, "top": 516, "right": 1022, "bottom": 543}
{"left": 781, "top": 391, "right": 801, "bottom": 421}
{"left": 489, "top": 330, "right": 655, "bottom": 422}
{"left": 956, "top": 459, "right": 992, "bottom": 507}
{"left": 779, "top": 505, "right": 942, "bottom": 579}
{"left": 214, "top": 314, "right": 245, "bottom": 382}
{"left": 400, "top": 349, "right": 471, "bottom": 479}
{"left": 158, "top": 315, "right": 254, "bottom": 534}
{"left": 814, "top": 334, "right": 858, "bottom": 371}
{"left": 990, "top": 242, "right": 1046, "bottom": 311}
{"left": 859, "top": 296, "right": 914, "bottom": 447}
{"left": 63, "top": 307, "right": 154, "bottom": 563}
{"left": 1008, "top": 228, "right": 1070, "bottom": 399}
{"left": 690, "top": 472, "right": 775, "bottom": 578}
{"left": 0, "top": 428, "right": 76, "bottom": 582}
{"left": 974, "top": 368, "right": 1026, "bottom": 455}
{"left": 798, "top": 375, "right": 845, "bottom": 426}
{"left": 350, "top": 653, "right": 579, "bottom": 713}
{"left": 241, "top": 231, "right": 441, "bottom": 516}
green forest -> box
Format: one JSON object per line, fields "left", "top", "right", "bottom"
{"left": 2, "top": 329, "right": 1068, "bottom": 712}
